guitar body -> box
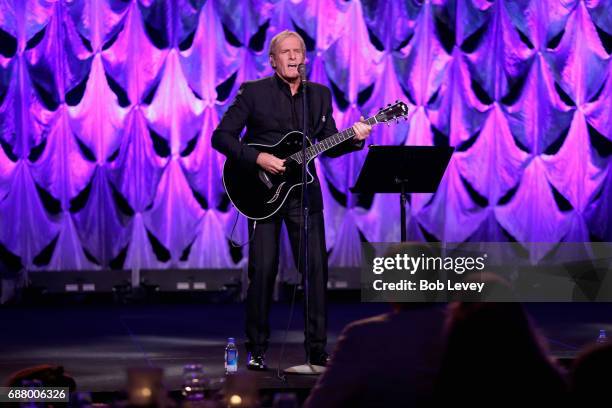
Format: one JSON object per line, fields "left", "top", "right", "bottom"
{"left": 222, "top": 131, "right": 315, "bottom": 220}
{"left": 222, "top": 101, "right": 409, "bottom": 220}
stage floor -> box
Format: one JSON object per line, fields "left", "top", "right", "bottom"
{"left": 1, "top": 299, "right": 611, "bottom": 394}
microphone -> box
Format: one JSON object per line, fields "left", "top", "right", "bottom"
{"left": 298, "top": 63, "right": 307, "bottom": 83}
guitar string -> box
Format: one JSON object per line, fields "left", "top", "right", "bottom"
{"left": 290, "top": 115, "right": 379, "bottom": 163}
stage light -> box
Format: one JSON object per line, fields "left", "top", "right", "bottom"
{"left": 224, "top": 372, "right": 257, "bottom": 408}
{"left": 127, "top": 367, "right": 164, "bottom": 407}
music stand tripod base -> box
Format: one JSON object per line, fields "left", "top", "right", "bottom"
{"left": 283, "top": 363, "right": 326, "bottom": 375}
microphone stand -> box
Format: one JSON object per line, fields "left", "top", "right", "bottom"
{"left": 284, "top": 63, "right": 324, "bottom": 375}
{"left": 299, "top": 63, "right": 312, "bottom": 367}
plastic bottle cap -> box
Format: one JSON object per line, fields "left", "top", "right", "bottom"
{"left": 228, "top": 337, "right": 235, "bottom": 343}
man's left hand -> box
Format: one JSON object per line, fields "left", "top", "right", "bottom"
{"left": 353, "top": 116, "right": 372, "bottom": 141}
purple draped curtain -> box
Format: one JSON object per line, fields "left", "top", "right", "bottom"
{"left": 0, "top": 0, "right": 610, "bottom": 274}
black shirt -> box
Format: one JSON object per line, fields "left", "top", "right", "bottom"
{"left": 212, "top": 74, "right": 363, "bottom": 211}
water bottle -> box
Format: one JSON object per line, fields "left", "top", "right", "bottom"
{"left": 597, "top": 329, "right": 608, "bottom": 344}
{"left": 225, "top": 337, "right": 238, "bottom": 374}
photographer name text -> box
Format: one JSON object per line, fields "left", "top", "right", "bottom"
{"left": 372, "top": 279, "right": 485, "bottom": 293}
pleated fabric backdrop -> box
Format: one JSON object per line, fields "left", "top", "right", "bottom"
{"left": 0, "top": 0, "right": 610, "bottom": 276}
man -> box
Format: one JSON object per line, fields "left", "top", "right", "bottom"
{"left": 303, "top": 244, "right": 448, "bottom": 407}
{"left": 212, "top": 30, "right": 371, "bottom": 370}
{"left": 303, "top": 303, "right": 447, "bottom": 407}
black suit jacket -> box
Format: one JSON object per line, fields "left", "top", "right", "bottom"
{"left": 212, "top": 74, "right": 363, "bottom": 211}
{"left": 304, "top": 306, "right": 447, "bottom": 408}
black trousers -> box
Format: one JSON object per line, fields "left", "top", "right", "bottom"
{"left": 245, "top": 201, "right": 328, "bottom": 356}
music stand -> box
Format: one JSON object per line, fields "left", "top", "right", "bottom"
{"left": 351, "top": 146, "right": 454, "bottom": 242}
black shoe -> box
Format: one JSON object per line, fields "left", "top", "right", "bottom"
{"left": 247, "top": 353, "right": 268, "bottom": 371}
{"left": 309, "top": 351, "right": 330, "bottom": 367}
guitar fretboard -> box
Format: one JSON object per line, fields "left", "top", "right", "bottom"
{"left": 289, "top": 116, "right": 379, "bottom": 164}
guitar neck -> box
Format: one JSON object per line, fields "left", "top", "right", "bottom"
{"left": 289, "top": 116, "right": 379, "bottom": 163}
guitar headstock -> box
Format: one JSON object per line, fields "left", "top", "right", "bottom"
{"left": 375, "top": 101, "right": 409, "bottom": 123}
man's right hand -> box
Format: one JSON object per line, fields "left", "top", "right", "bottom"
{"left": 256, "top": 152, "right": 286, "bottom": 175}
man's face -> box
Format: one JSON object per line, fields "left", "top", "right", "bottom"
{"left": 270, "top": 36, "right": 305, "bottom": 81}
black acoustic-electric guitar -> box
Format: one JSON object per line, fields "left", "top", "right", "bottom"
{"left": 222, "top": 101, "right": 409, "bottom": 220}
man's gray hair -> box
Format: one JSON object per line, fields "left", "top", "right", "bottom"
{"left": 268, "top": 30, "right": 306, "bottom": 56}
